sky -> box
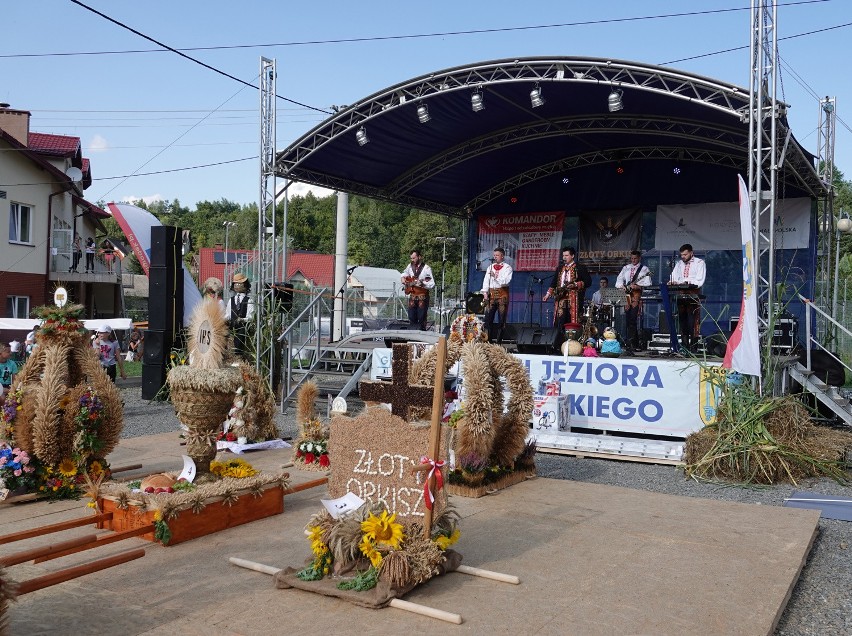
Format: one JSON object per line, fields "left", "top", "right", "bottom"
{"left": 3, "top": 0, "right": 850, "bottom": 210}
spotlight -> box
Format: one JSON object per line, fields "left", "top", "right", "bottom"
{"left": 417, "top": 104, "right": 431, "bottom": 123}
{"left": 562, "top": 177, "right": 570, "bottom": 184}
{"left": 471, "top": 90, "right": 485, "bottom": 112}
{"left": 510, "top": 196, "right": 518, "bottom": 204}
{"left": 530, "top": 84, "right": 545, "bottom": 108}
{"left": 608, "top": 88, "right": 624, "bottom": 112}
{"left": 673, "top": 167, "right": 682, "bottom": 175}
{"left": 616, "top": 165, "right": 624, "bottom": 175}
{"left": 355, "top": 126, "right": 369, "bottom": 146}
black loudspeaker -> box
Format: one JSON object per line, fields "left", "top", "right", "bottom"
{"left": 516, "top": 327, "right": 559, "bottom": 354}
{"left": 141, "top": 363, "right": 167, "bottom": 401}
{"left": 658, "top": 309, "right": 672, "bottom": 334}
{"left": 150, "top": 226, "right": 180, "bottom": 267}
{"left": 502, "top": 322, "right": 537, "bottom": 343}
{"left": 148, "top": 266, "right": 177, "bottom": 332}
{"left": 142, "top": 329, "right": 173, "bottom": 365}
{"left": 272, "top": 282, "right": 294, "bottom": 311}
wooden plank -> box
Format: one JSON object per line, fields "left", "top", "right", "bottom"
{"left": 537, "top": 446, "right": 683, "bottom": 466}
{"left": 15, "top": 548, "right": 146, "bottom": 595}
{"left": 0, "top": 534, "right": 99, "bottom": 567}
{"left": 282, "top": 477, "right": 327, "bottom": 495}
{"left": 33, "top": 524, "right": 154, "bottom": 563}
{"left": 0, "top": 513, "right": 112, "bottom": 545}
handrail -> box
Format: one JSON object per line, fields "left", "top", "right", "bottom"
{"left": 278, "top": 287, "right": 329, "bottom": 342}
{"left": 798, "top": 294, "right": 852, "bottom": 379}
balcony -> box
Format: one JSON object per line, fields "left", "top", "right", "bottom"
{"left": 49, "top": 250, "right": 123, "bottom": 284}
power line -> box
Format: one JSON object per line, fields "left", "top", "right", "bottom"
{"left": 10, "top": 1, "right": 832, "bottom": 59}
{"left": 68, "top": 0, "right": 330, "bottom": 115}
{"left": 0, "top": 156, "right": 257, "bottom": 188}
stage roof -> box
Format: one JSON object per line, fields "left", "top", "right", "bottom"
{"left": 276, "top": 57, "right": 826, "bottom": 218}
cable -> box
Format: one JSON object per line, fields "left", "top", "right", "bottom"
{"left": 68, "top": 0, "right": 330, "bottom": 114}
{"left": 11, "top": 1, "right": 829, "bottom": 60}
{"left": 0, "top": 156, "right": 257, "bottom": 188}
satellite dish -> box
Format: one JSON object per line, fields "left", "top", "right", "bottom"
{"left": 65, "top": 167, "right": 83, "bottom": 183}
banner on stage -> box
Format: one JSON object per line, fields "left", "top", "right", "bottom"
{"left": 578, "top": 209, "right": 642, "bottom": 269}
{"left": 476, "top": 211, "right": 564, "bottom": 272}
{"left": 513, "top": 354, "right": 723, "bottom": 438}
{"left": 655, "top": 197, "right": 811, "bottom": 251}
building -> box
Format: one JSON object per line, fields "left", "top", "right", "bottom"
{"left": 0, "top": 105, "right": 122, "bottom": 326}
{"left": 197, "top": 247, "right": 335, "bottom": 289}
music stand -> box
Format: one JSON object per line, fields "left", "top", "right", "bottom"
{"left": 599, "top": 288, "right": 627, "bottom": 307}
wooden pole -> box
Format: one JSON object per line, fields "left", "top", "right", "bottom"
{"left": 15, "top": 548, "right": 146, "bottom": 595}
{"left": 455, "top": 565, "right": 520, "bottom": 585}
{"left": 422, "top": 335, "right": 447, "bottom": 539}
{"left": 0, "top": 513, "right": 113, "bottom": 545}
{"left": 229, "top": 557, "right": 463, "bottom": 624}
{"left": 282, "top": 477, "right": 328, "bottom": 495}
{"left": 110, "top": 464, "right": 143, "bottom": 474}
{"left": 0, "top": 534, "right": 99, "bottom": 567}
{"left": 33, "top": 525, "right": 154, "bottom": 563}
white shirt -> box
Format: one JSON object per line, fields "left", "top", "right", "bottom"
{"left": 401, "top": 262, "right": 436, "bottom": 290}
{"left": 481, "top": 262, "right": 513, "bottom": 293}
{"left": 615, "top": 263, "right": 652, "bottom": 289}
{"left": 9, "top": 340, "right": 20, "bottom": 353}
{"left": 591, "top": 290, "right": 604, "bottom": 307}
{"left": 670, "top": 256, "right": 706, "bottom": 287}
{"left": 226, "top": 292, "right": 255, "bottom": 321}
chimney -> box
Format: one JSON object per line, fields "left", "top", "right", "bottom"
{"left": 0, "top": 104, "right": 31, "bottom": 146}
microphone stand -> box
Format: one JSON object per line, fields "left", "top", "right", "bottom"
{"left": 530, "top": 275, "right": 546, "bottom": 327}
{"left": 331, "top": 267, "right": 357, "bottom": 341}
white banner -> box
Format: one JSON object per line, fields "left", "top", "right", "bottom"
{"left": 514, "top": 354, "right": 722, "bottom": 438}
{"left": 655, "top": 197, "right": 811, "bottom": 251}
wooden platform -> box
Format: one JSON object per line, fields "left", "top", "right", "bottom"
{"left": 446, "top": 468, "right": 535, "bottom": 498}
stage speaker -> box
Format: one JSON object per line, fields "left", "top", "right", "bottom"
{"left": 150, "top": 226, "right": 180, "bottom": 267}
{"left": 142, "top": 329, "right": 173, "bottom": 365}
{"left": 148, "top": 266, "right": 180, "bottom": 333}
{"left": 658, "top": 309, "right": 672, "bottom": 334}
{"left": 516, "top": 327, "right": 559, "bottom": 354}
{"left": 141, "top": 363, "right": 167, "bottom": 401}
{"left": 502, "top": 322, "right": 537, "bottom": 343}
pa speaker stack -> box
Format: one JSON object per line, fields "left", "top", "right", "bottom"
{"left": 515, "top": 326, "right": 560, "bottom": 354}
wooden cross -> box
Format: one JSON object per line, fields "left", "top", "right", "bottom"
{"left": 359, "top": 343, "right": 435, "bottom": 421}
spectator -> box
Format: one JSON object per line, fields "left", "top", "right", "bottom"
{"left": 85, "top": 237, "right": 96, "bottom": 273}
{"left": 70, "top": 234, "right": 83, "bottom": 273}
{"left": 24, "top": 325, "right": 39, "bottom": 360}
{"left": 100, "top": 239, "right": 116, "bottom": 273}
{"left": 127, "top": 327, "right": 143, "bottom": 361}
{"left": 8, "top": 339, "right": 21, "bottom": 362}
{"left": 0, "top": 344, "right": 18, "bottom": 391}
{"left": 93, "top": 326, "right": 126, "bottom": 382}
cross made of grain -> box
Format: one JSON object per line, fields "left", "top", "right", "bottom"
{"left": 358, "top": 343, "right": 435, "bottom": 421}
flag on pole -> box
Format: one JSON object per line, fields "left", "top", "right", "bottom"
{"left": 724, "top": 175, "right": 761, "bottom": 377}
{"left": 107, "top": 202, "right": 202, "bottom": 327}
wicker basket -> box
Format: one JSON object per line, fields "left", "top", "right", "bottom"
{"left": 170, "top": 388, "right": 235, "bottom": 430}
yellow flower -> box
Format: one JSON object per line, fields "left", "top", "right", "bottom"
{"left": 58, "top": 458, "right": 78, "bottom": 478}
{"left": 361, "top": 510, "right": 404, "bottom": 549}
{"left": 89, "top": 460, "right": 104, "bottom": 475}
{"left": 307, "top": 526, "right": 324, "bottom": 543}
{"left": 153, "top": 510, "right": 163, "bottom": 522}
{"left": 87, "top": 501, "right": 96, "bottom": 508}
{"left": 434, "top": 528, "right": 461, "bottom": 550}
{"left": 359, "top": 537, "right": 383, "bottom": 568}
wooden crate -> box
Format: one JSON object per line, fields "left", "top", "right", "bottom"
{"left": 97, "top": 484, "right": 284, "bottom": 546}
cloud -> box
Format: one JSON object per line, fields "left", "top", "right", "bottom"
{"left": 282, "top": 182, "right": 334, "bottom": 199}
{"left": 119, "top": 194, "right": 164, "bottom": 205}
{"left": 87, "top": 134, "right": 109, "bottom": 152}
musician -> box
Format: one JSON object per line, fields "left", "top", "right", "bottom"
{"left": 481, "top": 247, "right": 513, "bottom": 343}
{"left": 591, "top": 277, "right": 609, "bottom": 308}
{"left": 669, "top": 243, "right": 706, "bottom": 350}
{"left": 615, "top": 250, "right": 652, "bottom": 351}
{"left": 543, "top": 247, "right": 592, "bottom": 328}
{"left": 401, "top": 250, "right": 435, "bottom": 331}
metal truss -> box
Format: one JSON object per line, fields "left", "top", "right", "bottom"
{"left": 256, "top": 57, "right": 277, "bottom": 378}
{"left": 816, "top": 96, "right": 836, "bottom": 311}
{"left": 466, "top": 146, "right": 747, "bottom": 211}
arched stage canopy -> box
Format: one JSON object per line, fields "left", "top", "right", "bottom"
{"left": 276, "top": 56, "right": 826, "bottom": 216}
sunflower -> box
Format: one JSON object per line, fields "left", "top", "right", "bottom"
{"left": 434, "top": 528, "right": 461, "bottom": 550}
{"left": 361, "top": 510, "right": 404, "bottom": 549}
{"left": 359, "top": 536, "right": 383, "bottom": 568}
{"left": 88, "top": 460, "right": 104, "bottom": 476}
{"left": 58, "top": 458, "right": 78, "bottom": 478}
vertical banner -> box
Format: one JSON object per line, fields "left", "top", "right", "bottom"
{"left": 578, "top": 209, "right": 642, "bottom": 270}
{"left": 723, "top": 176, "right": 761, "bottom": 377}
{"left": 476, "top": 211, "right": 564, "bottom": 272}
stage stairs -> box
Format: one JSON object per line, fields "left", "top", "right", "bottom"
{"left": 787, "top": 362, "right": 852, "bottom": 426}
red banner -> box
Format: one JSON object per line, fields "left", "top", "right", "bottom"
{"left": 477, "top": 211, "right": 564, "bottom": 272}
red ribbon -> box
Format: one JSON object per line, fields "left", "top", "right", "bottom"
{"left": 420, "top": 456, "right": 446, "bottom": 511}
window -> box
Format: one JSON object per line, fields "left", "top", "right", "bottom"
{"left": 9, "top": 202, "right": 33, "bottom": 244}
{"left": 6, "top": 296, "right": 29, "bottom": 319}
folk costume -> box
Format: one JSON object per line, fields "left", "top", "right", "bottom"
{"left": 481, "top": 260, "right": 513, "bottom": 343}
{"left": 401, "top": 259, "right": 435, "bottom": 331}
{"left": 547, "top": 260, "right": 591, "bottom": 328}
{"left": 670, "top": 255, "right": 706, "bottom": 349}
{"left": 226, "top": 273, "right": 254, "bottom": 356}
{"left": 615, "top": 259, "right": 652, "bottom": 350}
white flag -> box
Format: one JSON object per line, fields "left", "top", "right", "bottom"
{"left": 723, "top": 176, "right": 761, "bottom": 376}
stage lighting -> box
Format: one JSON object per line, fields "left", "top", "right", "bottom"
{"left": 356, "top": 126, "right": 369, "bottom": 146}
{"left": 673, "top": 167, "right": 681, "bottom": 175}
{"left": 562, "top": 177, "right": 570, "bottom": 184}
{"left": 471, "top": 89, "right": 485, "bottom": 112}
{"left": 608, "top": 88, "right": 624, "bottom": 112}
{"left": 616, "top": 165, "right": 624, "bottom": 175}
{"left": 530, "top": 84, "right": 545, "bottom": 108}
{"left": 417, "top": 104, "right": 431, "bottom": 123}
{"left": 510, "top": 196, "right": 518, "bottom": 204}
